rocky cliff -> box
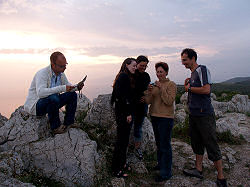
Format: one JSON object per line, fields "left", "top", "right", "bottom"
{"left": 0, "top": 93, "right": 249, "bottom": 186}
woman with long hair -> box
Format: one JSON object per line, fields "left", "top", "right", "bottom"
{"left": 111, "top": 58, "right": 137, "bottom": 178}
{"left": 145, "top": 62, "right": 177, "bottom": 182}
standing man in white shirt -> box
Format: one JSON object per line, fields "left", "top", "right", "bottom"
{"left": 24, "top": 51, "right": 84, "bottom": 134}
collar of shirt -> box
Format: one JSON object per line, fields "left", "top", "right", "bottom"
{"left": 51, "top": 71, "right": 62, "bottom": 88}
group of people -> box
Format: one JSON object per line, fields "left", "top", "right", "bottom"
{"left": 24, "top": 49, "right": 227, "bottom": 186}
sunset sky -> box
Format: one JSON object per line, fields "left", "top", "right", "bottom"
{"left": 0, "top": 0, "right": 250, "bottom": 117}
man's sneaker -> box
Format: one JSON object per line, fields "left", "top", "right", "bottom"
{"left": 68, "top": 123, "right": 81, "bottom": 129}
{"left": 216, "top": 178, "right": 227, "bottom": 187}
{"left": 135, "top": 148, "right": 143, "bottom": 160}
{"left": 53, "top": 125, "right": 66, "bottom": 134}
{"left": 183, "top": 168, "right": 203, "bottom": 179}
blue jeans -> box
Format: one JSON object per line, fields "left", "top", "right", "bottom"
{"left": 151, "top": 116, "right": 174, "bottom": 178}
{"left": 133, "top": 104, "right": 148, "bottom": 142}
{"left": 36, "top": 92, "right": 77, "bottom": 130}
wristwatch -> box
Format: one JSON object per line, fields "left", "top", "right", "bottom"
{"left": 188, "top": 86, "right": 191, "bottom": 92}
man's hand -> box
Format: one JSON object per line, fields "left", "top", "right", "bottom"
{"left": 155, "top": 81, "right": 162, "bottom": 88}
{"left": 148, "top": 84, "right": 154, "bottom": 92}
{"left": 184, "top": 78, "right": 190, "bottom": 92}
{"left": 66, "top": 85, "right": 75, "bottom": 92}
{"left": 127, "top": 115, "right": 132, "bottom": 123}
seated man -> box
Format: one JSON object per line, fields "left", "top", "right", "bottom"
{"left": 24, "top": 51, "right": 84, "bottom": 134}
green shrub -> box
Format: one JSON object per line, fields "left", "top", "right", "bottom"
{"left": 76, "top": 110, "right": 88, "bottom": 123}
{"left": 216, "top": 91, "right": 238, "bottom": 102}
{"left": 17, "top": 170, "right": 64, "bottom": 187}
{"left": 216, "top": 131, "right": 245, "bottom": 145}
{"left": 172, "top": 117, "right": 190, "bottom": 144}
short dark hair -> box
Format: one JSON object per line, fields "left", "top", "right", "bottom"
{"left": 136, "top": 55, "right": 149, "bottom": 64}
{"left": 181, "top": 48, "right": 197, "bottom": 61}
{"left": 155, "top": 62, "right": 169, "bottom": 73}
{"left": 50, "top": 51, "right": 65, "bottom": 64}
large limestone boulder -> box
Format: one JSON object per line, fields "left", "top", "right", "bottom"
{"left": 174, "top": 109, "right": 186, "bottom": 124}
{"left": 212, "top": 100, "right": 229, "bottom": 118}
{"left": 129, "top": 117, "right": 156, "bottom": 153}
{"left": 0, "top": 113, "right": 8, "bottom": 128}
{"left": 0, "top": 174, "right": 35, "bottom": 187}
{"left": 85, "top": 94, "right": 156, "bottom": 153}
{"left": 0, "top": 150, "right": 34, "bottom": 187}
{"left": 0, "top": 151, "right": 24, "bottom": 177}
{"left": 84, "top": 94, "right": 116, "bottom": 128}
{"left": 76, "top": 93, "right": 92, "bottom": 118}
{"left": 216, "top": 113, "right": 246, "bottom": 137}
{"left": 15, "top": 128, "right": 99, "bottom": 187}
{"left": 0, "top": 106, "right": 50, "bottom": 151}
{"left": 210, "top": 93, "right": 217, "bottom": 100}
{"left": 0, "top": 106, "right": 101, "bottom": 186}
{"left": 180, "top": 92, "right": 188, "bottom": 104}
{"left": 227, "top": 94, "right": 250, "bottom": 113}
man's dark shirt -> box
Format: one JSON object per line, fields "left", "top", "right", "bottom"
{"left": 134, "top": 70, "right": 150, "bottom": 116}
{"left": 188, "top": 65, "right": 214, "bottom": 116}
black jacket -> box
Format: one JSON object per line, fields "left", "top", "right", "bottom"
{"left": 111, "top": 72, "right": 135, "bottom": 116}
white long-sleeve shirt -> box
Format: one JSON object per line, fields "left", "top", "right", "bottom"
{"left": 24, "top": 65, "right": 71, "bottom": 115}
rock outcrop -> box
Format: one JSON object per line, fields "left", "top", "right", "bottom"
{"left": 0, "top": 105, "right": 100, "bottom": 186}
{"left": 0, "top": 113, "right": 8, "bottom": 128}
{"left": 84, "top": 94, "right": 116, "bottom": 128}
{"left": 216, "top": 113, "right": 246, "bottom": 137}
{"left": 16, "top": 129, "right": 99, "bottom": 187}
{"left": 76, "top": 93, "right": 91, "bottom": 118}
{"left": 84, "top": 94, "right": 156, "bottom": 153}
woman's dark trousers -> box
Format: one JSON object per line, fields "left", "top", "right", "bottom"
{"left": 112, "top": 108, "right": 132, "bottom": 174}
{"left": 151, "top": 116, "right": 174, "bottom": 178}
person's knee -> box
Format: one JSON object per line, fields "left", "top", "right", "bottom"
{"left": 48, "top": 94, "right": 60, "bottom": 105}
{"left": 69, "top": 91, "right": 77, "bottom": 102}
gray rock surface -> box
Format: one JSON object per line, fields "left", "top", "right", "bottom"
{"left": 0, "top": 106, "right": 50, "bottom": 152}
{"left": 85, "top": 94, "right": 156, "bottom": 153}
{"left": 216, "top": 113, "right": 246, "bottom": 137}
{"left": 0, "top": 106, "right": 101, "bottom": 186}
{"left": 0, "top": 151, "right": 35, "bottom": 187}
{"left": 84, "top": 94, "right": 116, "bottom": 128}
{"left": 15, "top": 128, "right": 99, "bottom": 187}
{"left": 230, "top": 94, "right": 250, "bottom": 113}
{"left": 174, "top": 108, "right": 186, "bottom": 124}
{"left": 0, "top": 174, "right": 35, "bottom": 187}
{"left": 111, "top": 177, "right": 125, "bottom": 187}
{"left": 76, "top": 93, "right": 91, "bottom": 118}
{"left": 0, "top": 113, "right": 8, "bottom": 128}
{"left": 0, "top": 151, "right": 24, "bottom": 177}
{"left": 210, "top": 93, "right": 217, "bottom": 100}
{"left": 180, "top": 92, "right": 188, "bottom": 104}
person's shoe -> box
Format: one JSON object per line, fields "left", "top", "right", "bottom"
{"left": 53, "top": 125, "right": 66, "bottom": 134}
{"left": 153, "top": 165, "right": 160, "bottom": 171}
{"left": 183, "top": 168, "right": 203, "bottom": 179}
{"left": 216, "top": 178, "right": 227, "bottom": 187}
{"left": 135, "top": 148, "right": 143, "bottom": 160}
{"left": 155, "top": 175, "right": 172, "bottom": 182}
{"left": 68, "top": 123, "right": 81, "bottom": 129}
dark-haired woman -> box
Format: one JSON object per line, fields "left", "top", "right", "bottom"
{"left": 111, "top": 58, "right": 137, "bottom": 178}
{"left": 145, "top": 62, "right": 177, "bottom": 182}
